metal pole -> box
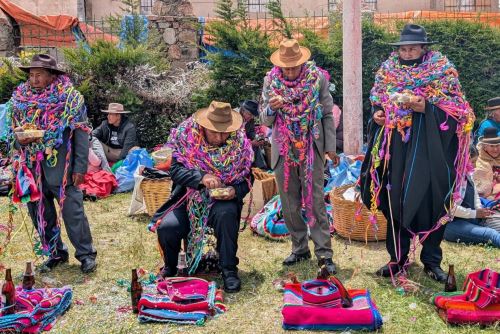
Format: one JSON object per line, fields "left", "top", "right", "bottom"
{"left": 342, "top": 0, "right": 363, "bottom": 155}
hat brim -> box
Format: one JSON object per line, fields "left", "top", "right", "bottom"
{"left": 270, "top": 46, "right": 311, "bottom": 68}
{"left": 193, "top": 108, "right": 243, "bottom": 133}
{"left": 101, "top": 110, "right": 131, "bottom": 114}
{"left": 485, "top": 105, "right": 500, "bottom": 111}
{"left": 478, "top": 137, "right": 500, "bottom": 145}
{"left": 388, "top": 41, "right": 435, "bottom": 46}
{"left": 19, "top": 65, "right": 66, "bottom": 75}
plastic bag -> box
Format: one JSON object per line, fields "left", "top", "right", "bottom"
{"left": 324, "top": 154, "right": 362, "bottom": 192}
{"left": 115, "top": 149, "right": 153, "bottom": 193}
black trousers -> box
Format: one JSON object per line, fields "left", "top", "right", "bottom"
{"left": 27, "top": 183, "right": 97, "bottom": 262}
{"left": 157, "top": 200, "right": 241, "bottom": 274}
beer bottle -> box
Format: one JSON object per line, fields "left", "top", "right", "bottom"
{"left": 22, "top": 262, "right": 35, "bottom": 290}
{"left": 444, "top": 264, "right": 457, "bottom": 292}
{"left": 131, "top": 269, "right": 142, "bottom": 314}
{"left": 317, "top": 256, "right": 330, "bottom": 280}
{"left": 2, "top": 268, "right": 16, "bottom": 315}
{"left": 177, "top": 250, "right": 188, "bottom": 277}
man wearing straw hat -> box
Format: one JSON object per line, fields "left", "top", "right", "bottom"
{"left": 260, "top": 39, "right": 339, "bottom": 275}
{"left": 150, "top": 101, "right": 253, "bottom": 293}
{"left": 92, "top": 102, "right": 138, "bottom": 164}
{"left": 6, "top": 54, "right": 97, "bottom": 273}
{"left": 360, "top": 24, "right": 475, "bottom": 282}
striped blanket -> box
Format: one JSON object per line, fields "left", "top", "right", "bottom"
{"left": 0, "top": 286, "right": 72, "bottom": 333}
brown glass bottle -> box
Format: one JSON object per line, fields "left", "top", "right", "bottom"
{"left": 317, "top": 256, "right": 329, "bottom": 280}
{"left": 22, "top": 262, "right": 35, "bottom": 290}
{"left": 177, "top": 250, "right": 188, "bottom": 277}
{"left": 2, "top": 268, "right": 16, "bottom": 315}
{"left": 131, "top": 269, "right": 143, "bottom": 314}
{"left": 444, "top": 264, "right": 457, "bottom": 292}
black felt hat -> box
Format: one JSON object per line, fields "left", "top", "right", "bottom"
{"left": 389, "top": 24, "right": 435, "bottom": 46}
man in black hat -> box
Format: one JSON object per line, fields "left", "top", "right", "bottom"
{"left": 239, "top": 100, "right": 268, "bottom": 170}
{"left": 7, "top": 54, "right": 97, "bottom": 273}
{"left": 360, "top": 24, "right": 474, "bottom": 283}
{"left": 476, "top": 97, "right": 500, "bottom": 140}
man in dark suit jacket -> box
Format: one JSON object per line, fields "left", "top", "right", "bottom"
{"left": 11, "top": 54, "right": 96, "bottom": 273}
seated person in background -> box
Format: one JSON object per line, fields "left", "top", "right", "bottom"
{"left": 475, "top": 97, "right": 500, "bottom": 140}
{"left": 473, "top": 127, "right": 500, "bottom": 200}
{"left": 92, "top": 103, "right": 138, "bottom": 164}
{"left": 239, "top": 100, "right": 268, "bottom": 170}
{"left": 151, "top": 101, "right": 253, "bottom": 293}
{"left": 88, "top": 135, "right": 111, "bottom": 173}
{"left": 445, "top": 145, "right": 500, "bottom": 248}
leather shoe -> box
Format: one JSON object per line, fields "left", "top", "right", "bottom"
{"left": 375, "top": 263, "right": 401, "bottom": 277}
{"left": 158, "top": 266, "right": 176, "bottom": 279}
{"left": 38, "top": 255, "right": 69, "bottom": 273}
{"left": 424, "top": 266, "right": 447, "bottom": 283}
{"left": 282, "top": 251, "right": 311, "bottom": 266}
{"left": 321, "top": 258, "right": 337, "bottom": 275}
{"left": 222, "top": 268, "right": 241, "bottom": 293}
{"left": 80, "top": 258, "right": 97, "bottom": 273}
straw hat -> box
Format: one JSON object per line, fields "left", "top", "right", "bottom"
{"left": 19, "top": 54, "right": 66, "bottom": 75}
{"left": 101, "top": 103, "right": 131, "bottom": 114}
{"left": 270, "top": 39, "right": 311, "bottom": 68}
{"left": 193, "top": 101, "right": 243, "bottom": 133}
{"left": 484, "top": 97, "right": 500, "bottom": 111}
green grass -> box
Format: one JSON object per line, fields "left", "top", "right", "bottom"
{"left": 1, "top": 194, "right": 499, "bottom": 333}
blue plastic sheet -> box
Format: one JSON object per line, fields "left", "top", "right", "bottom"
{"left": 115, "top": 148, "right": 153, "bottom": 193}
{"left": 324, "top": 154, "right": 362, "bottom": 192}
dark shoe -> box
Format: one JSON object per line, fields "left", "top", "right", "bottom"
{"left": 375, "top": 263, "right": 401, "bottom": 277}
{"left": 38, "top": 255, "right": 69, "bottom": 273}
{"left": 321, "top": 258, "right": 337, "bottom": 275}
{"left": 158, "top": 266, "right": 176, "bottom": 279}
{"left": 282, "top": 251, "right": 311, "bottom": 266}
{"left": 222, "top": 268, "right": 241, "bottom": 293}
{"left": 80, "top": 258, "right": 97, "bottom": 273}
{"left": 424, "top": 266, "right": 447, "bottom": 283}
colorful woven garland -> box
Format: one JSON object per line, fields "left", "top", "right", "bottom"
{"left": 268, "top": 61, "right": 330, "bottom": 224}
{"left": 5, "top": 75, "right": 90, "bottom": 256}
{"left": 149, "top": 117, "right": 253, "bottom": 274}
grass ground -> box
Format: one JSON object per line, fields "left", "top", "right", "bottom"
{"left": 1, "top": 193, "right": 499, "bottom": 334}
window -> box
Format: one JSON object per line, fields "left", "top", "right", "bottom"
{"left": 444, "top": 0, "right": 493, "bottom": 12}
{"left": 363, "top": 0, "right": 377, "bottom": 11}
{"left": 329, "top": 0, "right": 377, "bottom": 11}
{"left": 328, "top": 0, "right": 340, "bottom": 11}
{"left": 245, "top": 0, "right": 271, "bottom": 13}
{"left": 140, "top": 0, "right": 154, "bottom": 15}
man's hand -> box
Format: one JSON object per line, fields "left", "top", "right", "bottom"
{"left": 476, "top": 208, "right": 493, "bottom": 219}
{"left": 269, "top": 96, "right": 284, "bottom": 111}
{"left": 373, "top": 110, "right": 385, "bottom": 126}
{"left": 251, "top": 139, "right": 265, "bottom": 147}
{"left": 326, "top": 151, "right": 340, "bottom": 167}
{"left": 407, "top": 96, "right": 426, "bottom": 113}
{"left": 201, "top": 174, "right": 223, "bottom": 189}
{"left": 217, "top": 186, "right": 236, "bottom": 201}
{"left": 72, "top": 173, "right": 85, "bottom": 186}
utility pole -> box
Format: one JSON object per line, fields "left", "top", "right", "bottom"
{"left": 342, "top": 0, "right": 363, "bottom": 155}
{"left": 77, "top": 0, "right": 86, "bottom": 22}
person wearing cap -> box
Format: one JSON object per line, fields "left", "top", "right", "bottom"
{"left": 240, "top": 99, "right": 268, "bottom": 170}
{"left": 151, "top": 101, "right": 253, "bottom": 293}
{"left": 475, "top": 97, "right": 500, "bottom": 140}
{"left": 473, "top": 127, "right": 500, "bottom": 201}
{"left": 360, "top": 24, "right": 475, "bottom": 282}
{"left": 92, "top": 103, "right": 138, "bottom": 164}
{"left": 260, "top": 39, "right": 339, "bottom": 275}
{"left": 444, "top": 144, "right": 500, "bottom": 248}
{"left": 6, "top": 54, "right": 97, "bottom": 273}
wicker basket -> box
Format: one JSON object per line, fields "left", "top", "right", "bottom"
{"left": 140, "top": 178, "right": 173, "bottom": 216}
{"left": 330, "top": 184, "right": 387, "bottom": 242}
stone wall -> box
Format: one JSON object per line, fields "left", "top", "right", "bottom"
{"left": 0, "top": 11, "right": 15, "bottom": 57}
{"left": 150, "top": 0, "right": 199, "bottom": 70}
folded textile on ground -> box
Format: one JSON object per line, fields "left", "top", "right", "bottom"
{"left": 0, "top": 286, "right": 73, "bottom": 333}
{"left": 433, "top": 268, "right": 500, "bottom": 325}
{"left": 138, "top": 277, "right": 226, "bottom": 325}
{"left": 282, "top": 282, "right": 383, "bottom": 331}
{"left": 79, "top": 170, "right": 117, "bottom": 198}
